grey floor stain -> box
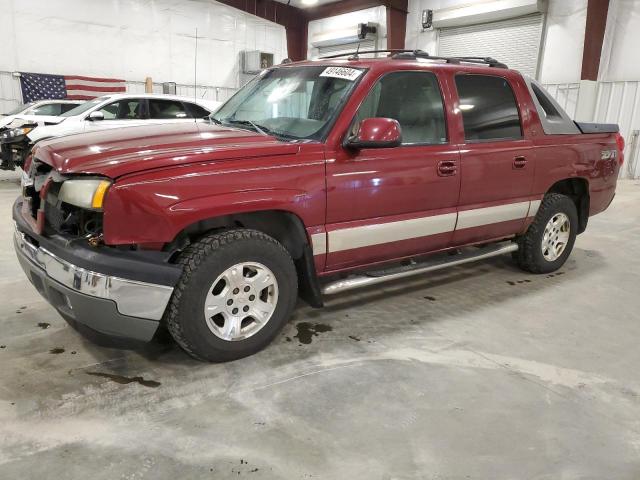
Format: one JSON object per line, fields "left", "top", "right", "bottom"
{"left": 86, "top": 371, "right": 161, "bottom": 388}
{"left": 293, "top": 322, "right": 332, "bottom": 344}
{"left": 49, "top": 348, "right": 65, "bottom": 354}
{"left": 37, "top": 322, "right": 50, "bottom": 329}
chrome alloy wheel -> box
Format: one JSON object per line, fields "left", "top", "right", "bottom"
{"left": 541, "top": 213, "right": 571, "bottom": 262}
{"left": 203, "top": 262, "right": 279, "bottom": 341}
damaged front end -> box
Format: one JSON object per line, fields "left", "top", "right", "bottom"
{"left": 21, "top": 156, "right": 107, "bottom": 245}
{"left": 13, "top": 154, "right": 182, "bottom": 343}
{"left": 0, "top": 122, "right": 37, "bottom": 170}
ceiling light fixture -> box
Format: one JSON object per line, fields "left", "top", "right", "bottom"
{"left": 301, "top": 0, "right": 319, "bottom": 5}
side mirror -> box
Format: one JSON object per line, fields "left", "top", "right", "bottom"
{"left": 88, "top": 111, "right": 104, "bottom": 121}
{"left": 346, "top": 117, "right": 402, "bottom": 149}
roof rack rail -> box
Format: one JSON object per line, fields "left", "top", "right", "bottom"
{"left": 392, "top": 50, "right": 508, "bottom": 68}
{"left": 319, "top": 49, "right": 508, "bottom": 69}
{"left": 320, "top": 49, "right": 419, "bottom": 60}
{"left": 451, "top": 56, "right": 508, "bottom": 69}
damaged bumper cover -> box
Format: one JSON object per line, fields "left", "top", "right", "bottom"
{"left": 13, "top": 198, "right": 181, "bottom": 341}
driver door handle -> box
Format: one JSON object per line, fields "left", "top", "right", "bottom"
{"left": 513, "top": 156, "right": 527, "bottom": 169}
{"left": 437, "top": 160, "right": 457, "bottom": 177}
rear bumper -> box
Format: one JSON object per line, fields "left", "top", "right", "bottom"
{"left": 13, "top": 199, "right": 181, "bottom": 342}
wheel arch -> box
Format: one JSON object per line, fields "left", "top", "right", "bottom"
{"left": 167, "top": 209, "right": 324, "bottom": 308}
{"left": 546, "top": 177, "right": 590, "bottom": 234}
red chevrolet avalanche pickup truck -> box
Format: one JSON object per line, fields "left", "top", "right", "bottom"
{"left": 13, "top": 51, "right": 624, "bottom": 361}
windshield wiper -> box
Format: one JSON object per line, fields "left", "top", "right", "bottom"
{"left": 213, "top": 118, "right": 297, "bottom": 141}
{"left": 246, "top": 120, "right": 269, "bottom": 136}
{"left": 221, "top": 119, "right": 272, "bottom": 137}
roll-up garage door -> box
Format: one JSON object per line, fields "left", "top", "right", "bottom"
{"left": 316, "top": 39, "right": 377, "bottom": 59}
{"left": 438, "top": 14, "right": 544, "bottom": 78}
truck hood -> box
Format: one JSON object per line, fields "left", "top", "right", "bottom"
{"left": 34, "top": 123, "right": 301, "bottom": 178}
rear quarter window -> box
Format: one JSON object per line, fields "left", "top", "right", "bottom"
{"left": 149, "top": 100, "right": 189, "bottom": 119}
{"left": 186, "top": 103, "right": 211, "bottom": 118}
{"left": 455, "top": 74, "right": 522, "bottom": 142}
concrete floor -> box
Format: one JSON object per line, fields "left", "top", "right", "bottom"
{"left": 1, "top": 169, "right": 640, "bottom": 479}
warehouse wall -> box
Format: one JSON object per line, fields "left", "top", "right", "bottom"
{"left": 0, "top": 0, "right": 287, "bottom": 89}
{"left": 307, "top": 7, "right": 388, "bottom": 59}
{"left": 599, "top": 0, "right": 640, "bottom": 82}
{"left": 404, "top": 0, "right": 588, "bottom": 84}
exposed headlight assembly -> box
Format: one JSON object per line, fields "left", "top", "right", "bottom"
{"left": 0, "top": 126, "right": 34, "bottom": 140}
{"left": 58, "top": 179, "right": 111, "bottom": 210}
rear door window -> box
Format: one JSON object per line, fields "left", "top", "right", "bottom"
{"left": 148, "top": 100, "right": 189, "bottom": 119}
{"left": 454, "top": 74, "right": 522, "bottom": 141}
{"left": 97, "top": 99, "right": 144, "bottom": 120}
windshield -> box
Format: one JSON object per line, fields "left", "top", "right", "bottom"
{"left": 4, "top": 102, "right": 35, "bottom": 116}
{"left": 212, "top": 65, "right": 364, "bottom": 141}
{"left": 60, "top": 97, "right": 109, "bottom": 117}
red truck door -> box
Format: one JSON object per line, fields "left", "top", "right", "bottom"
{"left": 324, "top": 70, "right": 461, "bottom": 270}
{"left": 451, "top": 73, "right": 536, "bottom": 245}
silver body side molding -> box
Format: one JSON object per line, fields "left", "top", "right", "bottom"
{"left": 321, "top": 242, "right": 519, "bottom": 295}
{"left": 313, "top": 199, "right": 542, "bottom": 256}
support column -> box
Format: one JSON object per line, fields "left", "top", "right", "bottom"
{"left": 581, "top": 0, "right": 610, "bottom": 80}
{"left": 286, "top": 26, "right": 308, "bottom": 62}
{"left": 386, "top": 1, "right": 408, "bottom": 51}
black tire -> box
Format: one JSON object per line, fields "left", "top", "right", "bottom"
{"left": 514, "top": 193, "right": 578, "bottom": 274}
{"left": 165, "top": 229, "right": 298, "bottom": 362}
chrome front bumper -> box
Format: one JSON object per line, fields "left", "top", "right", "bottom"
{"left": 14, "top": 227, "right": 173, "bottom": 321}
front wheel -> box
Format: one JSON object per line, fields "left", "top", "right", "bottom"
{"left": 165, "top": 229, "right": 298, "bottom": 362}
{"left": 514, "top": 193, "right": 578, "bottom": 274}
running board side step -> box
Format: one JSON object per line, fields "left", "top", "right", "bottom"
{"left": 321, "top": 242, "right": 518, "bottom": 295}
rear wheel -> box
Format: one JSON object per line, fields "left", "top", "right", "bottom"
{"left": 514, "top": 193, "right": 578, "bottom": 274}
{"left": 166, "top": 229, "right": 298, "bottom": 361}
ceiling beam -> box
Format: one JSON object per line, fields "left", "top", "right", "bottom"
{"left": 216, "top": 0, "right": 304, "bottom": 30}
{"left": 216, "top": 0, "right": 308, "bottom": 60}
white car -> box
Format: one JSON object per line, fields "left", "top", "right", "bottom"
{"left": 0, "top": 100, "right": 83, "bottom": 129}
{"left": 26, "top": 93, "right": 222, "bottom": 144}
{"left": 1, "top": 93, "right": 222, "bottom": 169}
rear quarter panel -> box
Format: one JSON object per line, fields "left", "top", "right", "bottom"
{"left": 532, "top": 133, "right": 619, "bottom": 216}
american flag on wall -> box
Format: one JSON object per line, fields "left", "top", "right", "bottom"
{"left": 19, "top": 72, "right": 126, "bottom": 102}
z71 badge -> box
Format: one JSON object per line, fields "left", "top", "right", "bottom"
{"left": 601, "top": 149, "right": 617, "bottom": 160}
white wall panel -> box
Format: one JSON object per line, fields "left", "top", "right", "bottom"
{"left": 0, "top": 0, "right": 286, "bottom": 91}
{"left": 537, "top": 0, "right": 587, "bottom": 84}
{"left": 599, "top": 0, "right": 640, "bottom": 81}
{"left": 593, "top": 81, "right": 640, "bottom": 178}
{"left": 0, "top": 72, "right": 22, "bottom": 113}
{"left": 543, "top": 80, "right": 640, "bottom": 179}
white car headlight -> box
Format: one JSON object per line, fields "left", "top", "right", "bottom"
{"left": 58, "top": 179, "right": 111, "bottom": 210}
{"left": 1, "top": 126, "right": 34, "bottom": 140}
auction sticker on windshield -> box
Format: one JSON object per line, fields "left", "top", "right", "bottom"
{"left": 320, "top": 67, "right": 363, "bottom": 81}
